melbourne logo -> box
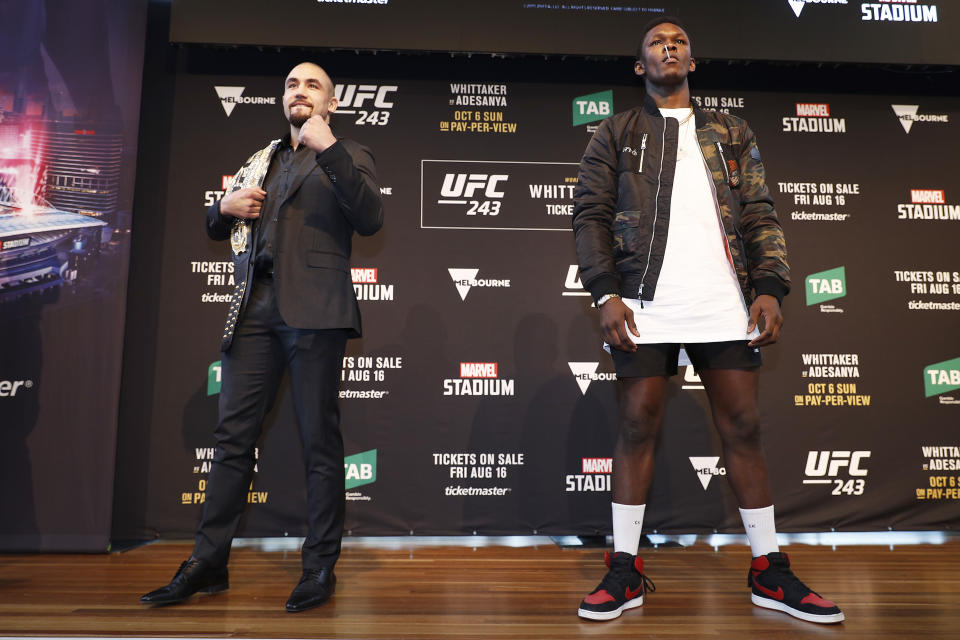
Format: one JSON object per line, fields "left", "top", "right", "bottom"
{"left": 214, "top": 86, "right": 276, "bottom": 117}
{"left": 334, "top": 84, "right": 397, "bottom": 126}
{"left": 448, "top": 268, "right": 510, "bottom": 301}
{"left": 787, "top": 1, "right": 848, "bottom": 19}
{"left": 898, "top": 189, "right": 959, "bottom": 221}
{"left": 443, "top": 362, "right": 515, "bottom": 397}
{"left": 351, "top": 267, "right": 394, "bottom": 301}
{"left": 805, "top": 266, "right": 846, "bottom": 306}
{"left": 566, "top": 457, "right": 612, "bottom": 492}
{"left": 689, "top": 457, "right": 726, "bottom": 490}
{"left": 863, "top": 2, "right": 939, "bottom": 22}
{"left": 891, "top": 105, "right": 949, "bottom": 134}
{"left": 344, "top": 449, "right": 377, "bottom": 492}
{"left": 207, "top": 361, "right": 222, "bottom": 396}
{"left": 924, "top": 357, "right": 960, "bottom": 404}
{"left": 568, "top": 362, "right": 617, "bottom": 395}
{"left": 783, "top": 103, "right": 846, "bottom": 133}
{"left": 573, "top": 90, "right": 613, "bottom": 127}
{"left": 803, "top": 450, "right": 869, "bottom": 496}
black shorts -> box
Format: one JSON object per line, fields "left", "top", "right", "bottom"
{"left": 610, "top": 341, "right": 762, "bottom": 378}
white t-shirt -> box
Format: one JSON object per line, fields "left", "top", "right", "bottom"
{"left": 615, "top": 108, "right": 758, "bottom": 346}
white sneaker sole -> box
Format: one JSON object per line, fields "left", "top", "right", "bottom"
{"left": 751, "top": 592, "right": 845, "bottom": 624}
{"left": 577, "top": 595, "right": 644, "bottom": 621}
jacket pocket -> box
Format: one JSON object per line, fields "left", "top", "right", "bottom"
{"left": 611, "top": 210, "right": 645, "bottom": 263}
{"left": 306, "top": 250, "right": 349, "bottom": 272}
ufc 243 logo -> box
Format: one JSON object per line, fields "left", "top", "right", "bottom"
{"left": 334, "top": 84, "right": 397, "bottom": 126}
{"left": 438, "top": 174, "right": 508, "bottom": 216}
{"left": 803, "top": 450, "right": 870, "bottom": 496}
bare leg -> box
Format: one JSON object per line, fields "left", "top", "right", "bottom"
{"left": 698, "top": 368, "right": 771, "bottom": 508}
{"left": 612, "top": 376, "right": 669, "bottom": 504}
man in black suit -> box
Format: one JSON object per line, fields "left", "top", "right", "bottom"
{"left": 141, "top": 62, "right": 383, "bottom": 613}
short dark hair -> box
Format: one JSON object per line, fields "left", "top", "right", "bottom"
{"left": 636, "top": 15, "right": 689, "bottom": 60}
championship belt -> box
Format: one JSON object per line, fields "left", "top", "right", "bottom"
{"left": 226, "top": 139, "right": 281, "bottom": 255}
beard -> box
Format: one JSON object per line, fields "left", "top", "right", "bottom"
{"left": 288, "top": 112, "right": 311, "bottom": 128}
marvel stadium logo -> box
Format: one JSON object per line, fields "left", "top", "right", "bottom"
{"left": 443, "top": 362, "right": 515, "bottom": 396}
{"left": 351, "top": 267, "right": 394, "bottom": 301}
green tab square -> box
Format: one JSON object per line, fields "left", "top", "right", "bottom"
{"left": 207, "top": 361, "right": 222, "bottom": 396}
{"left": 924, "top": 357, "right": 960, "bottom": 397}
{"left": 805, "top": 266, "right": 846, "bottom": 305}
{"left": 573, "top": 90, "right": 613, "bottom": 126}
{"left": 344, "top": 449, "right": 377, "bottom": 490}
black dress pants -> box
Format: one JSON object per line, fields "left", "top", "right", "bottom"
{"left": 193, "top": 277, "right": 348, "bottom": 571}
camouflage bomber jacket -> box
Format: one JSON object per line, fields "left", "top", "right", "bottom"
{"left": 572, "top": 93, "right": 790, "bottom": 307}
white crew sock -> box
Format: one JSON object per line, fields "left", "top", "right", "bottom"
{"left": 612, "top": 503, "right": 646, "bottom": 555}
{"left": 739, "top": 505, "right": 779, "bottom": 557}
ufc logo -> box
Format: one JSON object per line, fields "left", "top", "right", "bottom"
{"left": 440, "top": 174, "right": 508, "bottom": 199}
{"left": 335, "top": 84, "right": 397, "bottom": 109}
{"left": 805, "top": 451, "right": 870, "bottom": 477}
{"left": 564, "top": 265, "right": 583, "bottom": 289}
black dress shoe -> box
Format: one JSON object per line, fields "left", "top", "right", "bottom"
{"left": 285, "top": 568, "right": 336, "bottom": 612}
{"left": 140, "top": 558, "right": 229, "bottom": 605}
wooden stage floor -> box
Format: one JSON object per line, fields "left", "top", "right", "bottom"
{"left": 1, "top": 536, "right": 958, "bottom": 639}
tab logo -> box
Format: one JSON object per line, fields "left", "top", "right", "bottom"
{"left": 573, "top": 90, "right": 613, "bottom": 127}
{"left": 689, "top": 457, "right": 726, "bottom": 490}
{"left": 924, "top": 357, "right": 960, "bottom": 399}
{"left": 805, "top": 266, "right": 846, "bottom": 305}
{"left": 568, "top": 362, "right": 617, "bottom": 395}
{"left": 891, "top": 104, "right": 949, "bottom": 134}
{"left": 207, "top": 361, "right": 222, "bottom": 396}
{"left": 344, "top": 448, "right": 377, "bottom": 490}
{"left": 214, "top": 86, "right": 276, "bottom": 117}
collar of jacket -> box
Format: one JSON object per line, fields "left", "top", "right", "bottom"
{"left": 640, "top": 91, "right": 709, "bottom": 128}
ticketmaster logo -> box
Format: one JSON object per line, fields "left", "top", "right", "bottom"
{"left": 214, "top": 86, "right": 277, "bottom": 117}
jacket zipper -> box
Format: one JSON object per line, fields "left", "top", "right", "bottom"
{"left": 699, "top": 137, "right": 750, "bottom": 310}
{"left": 638, "top": 134, "right": 647, "bottom": 173}
{"left": 638, "top": 123, "right": 666, "bottom": 307}
{"left": 717, "top": 142, "right": 731, "bottom": 185}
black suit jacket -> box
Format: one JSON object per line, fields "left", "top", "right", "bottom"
{"left": 206, "top": 138, "right": 383, "bottom": 345}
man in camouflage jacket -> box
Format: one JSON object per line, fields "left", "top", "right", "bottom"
{"left": 572, "top": 16, "right": 844, "bottom": 626}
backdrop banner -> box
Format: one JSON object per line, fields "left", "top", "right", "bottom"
{"left": 0, "top": 0, "right": 147, "bottom": 551}
{"left": 114, "top": 67, "right": 960, "bottom": 540}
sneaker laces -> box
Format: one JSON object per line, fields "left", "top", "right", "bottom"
{"left": 597, "top": 559, "right": 656, "bottom": 596}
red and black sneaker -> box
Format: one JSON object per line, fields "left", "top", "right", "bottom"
{"left": 748, "top": 552, "right": 844, "bottom": 624}
{"left": 577, "top": 551, "right": 655, "bottom": 621}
